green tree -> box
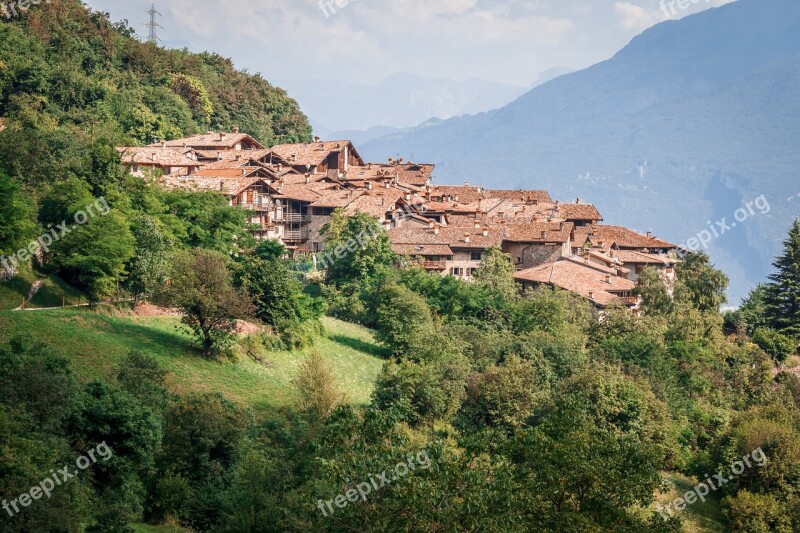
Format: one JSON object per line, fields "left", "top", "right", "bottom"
{"left": 372, "top": 355, "right": 469, "bottom": 428}
{"left": 253, "top": 239, "right": 286, "bottom": 261}
{"left": 458, "top": 355, "right": 551, "bottom": 431}
{"left": 473, "top": 245, "right": 518, "bottom": 302}
{"left": 764, "top": 219, "right": 800, "bottom": 337}
{"left": 235, "top": 257, "right": 315, "bottom": 330}
{"left": 170, "top": 74, "right": 214, "bottom": 126}
{"left": 156, "top": 393, "right": 251, "bottom": 530}
{"left": 374, "top": 282, "right": 435, "bottom": 358}
{"left": 51, "top": 211, "right": 136, "bottom": 301}
{"left": 635, "top": 266, "right": 674, "bottom": 316}
{"left": 319, "top": 210, "right": 395, "bottom": 284}
{"left": 724, "top": 491, "right": 793, "bottom": 533}
{"left": 675, "top": 252, "right": 729, "bottom": 312}
{"left": 292, "top": 351, "right": 347, "bottom": 418}
{"left": 157, "top": 249, "right": 254, "bottom": 358}
{"left": 125, "top": 214, "right": 172, "bottom": 305}
{"left": 752, "top": 328, "right": 796, "bottom": 363}
{"left": 0, "top": 173, "right": 38, "bottom": 268}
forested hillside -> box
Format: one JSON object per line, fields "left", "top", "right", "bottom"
{"left": 0, "top": 0, "right": 311, "bottom": 188}
{"left": 2, "top": 2, "right": 800, "bottom": 533}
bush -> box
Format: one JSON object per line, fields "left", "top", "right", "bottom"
{"left": 752, "top": 328, "right": 796, "bottom": 363}
{"left": 723, "top": 490, "right": 793, "bottom": 533}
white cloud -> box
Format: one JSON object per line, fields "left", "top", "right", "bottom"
{"left": 614, "top": 2, "right": 656, "bottom": 30}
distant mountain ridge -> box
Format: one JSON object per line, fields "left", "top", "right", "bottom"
{"left": 361, "top": 0, "right": 800, "bottom": 303}
{"left": 280, "top": 73, "right": 530, "bottom": 133}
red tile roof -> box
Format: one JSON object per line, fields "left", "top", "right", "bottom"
{"left": 117, "top": 147, "right": 201, "bottom": 167}
{"left": 155, "top": 132, "right": 265, "bottom": 150}
{"left": 514, "top": 260, "right": 637, "bottom": 308}
{"left": 268, "top": 140, "right": 364, "bottom": 167}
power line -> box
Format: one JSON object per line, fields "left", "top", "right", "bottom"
{"left": 144, "top": 3, "right": 163, "bottom": 45}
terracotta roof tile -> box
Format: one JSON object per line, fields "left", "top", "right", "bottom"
{"left": 514, "top": 260, "right": 636, "bottom": 307}
{"left": 117, "top": 147, "right": 201, "bottom": 167}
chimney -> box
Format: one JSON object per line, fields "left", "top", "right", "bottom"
{"left": 160, "top": 140, "right": 166, "bottom": 148}
{"left": 385, "top": 182, "right": 390, "bottom": 189}
{"left": 277, "top": 164, "right": 283, "bottom": 172}
{"left": 464, "top": 181, "right": 469, "bottom": 187}
{"left": 219, "top": 132, "right": 225, "bottom": 141}
{"left": 647, "top": 231, "right": 653, "bottom": 238}
{"left": 482, "top": 228, "right": 489, "bottom": 237}
{"left": 576, "top": 197, "right": 581, "bottom": 204}
{"left": 235, "top": 154, "right": 242, "bottom": 161}
{"left": 434, "top": 226, "right": 440, "bottom": 235}
{"left": 217, "top": 152, "right": 222, "bottom": 161}
{"left": 605, "top": 275, "right": 612, "bottom": 284}
{"left": 533, "top": 199, "right": 539, "bottom": 206}
{"left": 233, "top": 126, "right": 239, "bottom": 134}
{"left": 291, "top": 154, "right": 297, "bottom": 162}
{"left": 405, "top": 194, "right": 411, "bottom": 201}
{"left": 381, "top": 197, "right": 385, "bottom": 206}
{"left": 151, "top": 152, "right": 157, "bottom": 161}
{"left": 588, "top": 291, "right": 595, "bottom": 300}
{"left": 314, "top": 136, "right": 320, "bottom": 142}
{"left": 464, "top": 233, "right": 470, "bottom": 243}
{"left": 219, "top": 181, "right": 224, "bottom": 191}
{"left": 541, "top": 230, "right": 547, "bottom": 239}
{"left": 367, "top": 182, "right": 373, "bottom": 190}
{"left": 428, "top": 220, "right": 435, "bottom": 228}
{"left": 305, "top": 175, "right": 311, "bottom": 184}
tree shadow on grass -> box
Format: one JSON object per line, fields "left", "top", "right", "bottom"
{"left": 96, "top": 317, "right": 203, "bottom": 358}
{"left": 328, "top": 334, "right": 391, "bottom": 359}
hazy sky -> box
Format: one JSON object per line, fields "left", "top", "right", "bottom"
{"left": 84, "top": 0, "right": 733, "bottom": 86}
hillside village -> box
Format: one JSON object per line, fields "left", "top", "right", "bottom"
{"left": 117, "top": 131, "right": 681, "bottom": 310}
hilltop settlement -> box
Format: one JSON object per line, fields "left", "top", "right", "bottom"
{"left": 117, "top": 131, "right": 681, "bottom": 310}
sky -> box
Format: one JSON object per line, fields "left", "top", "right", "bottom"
{"left": 84, "top": 0, "right": 734, "bottom": 87}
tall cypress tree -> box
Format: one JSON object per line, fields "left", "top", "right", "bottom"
{"left": 764, "top": 219, "right": 800, "bottom": 337}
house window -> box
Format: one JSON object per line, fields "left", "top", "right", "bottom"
{"left": 470, "top": 251, "right": 482, "bottom": 261}
{"left": 451, "top": 267, "right": 464, "bottom": 276}
{"left": 312, "top": 242, "right": 322, "bottom": 252}
{"left": 312, "top": 207, "right": 335, "bottom": 216}
{"left": 467, "top": 268, "right": 478, "bottom": 277}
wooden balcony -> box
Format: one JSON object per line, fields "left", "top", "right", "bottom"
{"left": 275, "top": 212, "right": 310, "bottom": 222}
{"left": 283, "top": 230, "right": 307, "bottom": 242}
{"left": 239, "top": 202, "right": 273, "bottom": 211}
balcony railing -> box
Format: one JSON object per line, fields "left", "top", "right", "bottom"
{"left": 283, "top": 230, "right": 307, "bottom": 241}
{"left": 239, "top": 202, "right": 273, "bottom": 211}
{"left": 275, "top": 212, "right": 310, "bottom": 222}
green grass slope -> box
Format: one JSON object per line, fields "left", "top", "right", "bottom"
{"left": 0, "top": 265, "right": 86, "bottom": 310}
{"left": 0, "top": 311, "right": 385, "bottom": 414}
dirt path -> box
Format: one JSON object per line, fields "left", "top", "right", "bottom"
{"left": 12, "top": 277, "right": 46, "bottom": 310}
{"left": 28, "top": 278, "right": 45, "bottom": 300}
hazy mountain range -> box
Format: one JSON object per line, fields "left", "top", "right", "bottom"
{"left": 279, "top": 69, "right": 573, "bottom": 142}
{"left": 360, "top": 0, "right": 800, "bottom": 304}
